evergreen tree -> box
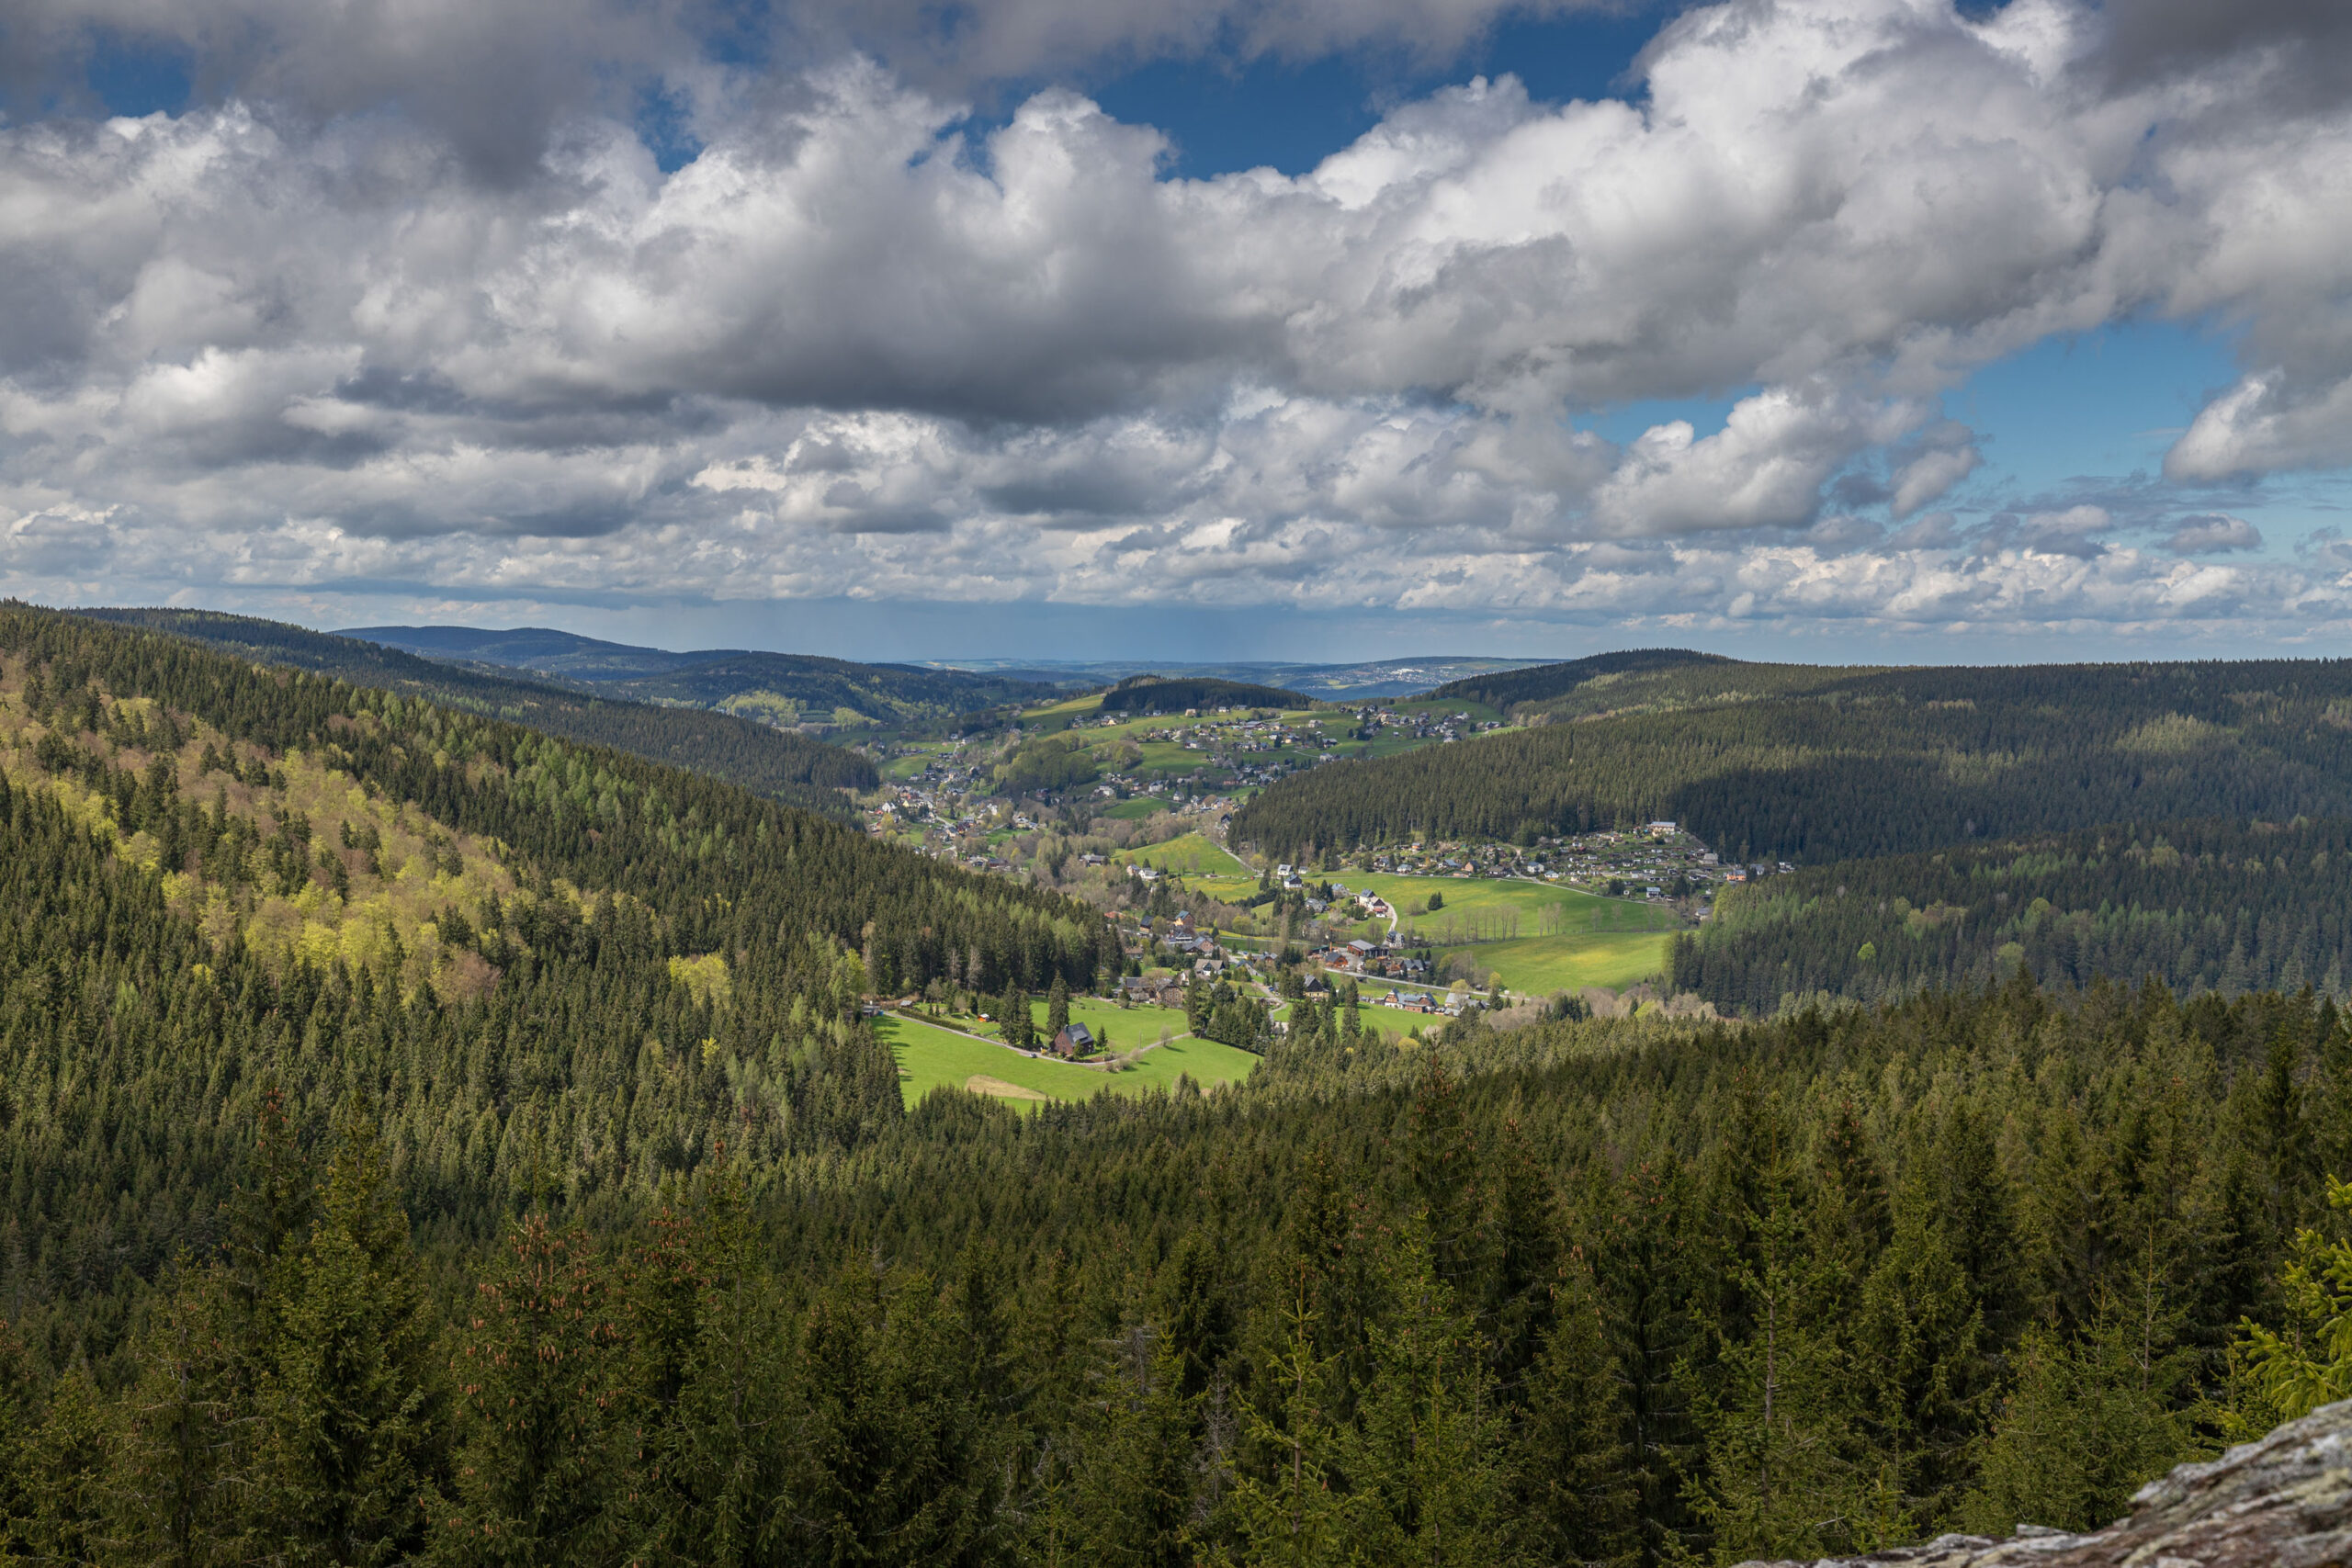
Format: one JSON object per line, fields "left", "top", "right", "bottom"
{"left": 433, "top": 1216, "right": 624, "bottom": 1567}
{"left": 1048, "top": 975, "right": 1072, "bottom": 1040}
{"left": 1962, "top": 1309, "right": 2201, "bottom": 1536}
{"left": 1338, "top": 1226, "right": 1510, "bottom": 1566}
{"left": 108, "top": 1261, "right": 243, "bottom": 1568}
{"left": 254, "top": 1102, "right": 447, "bottom": 1567}
{"left": 1509, "top": 1249, "right": 1636, "bottom": 1567}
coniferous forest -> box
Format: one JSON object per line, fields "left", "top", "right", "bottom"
{"left": 1234, "top": 656, "right": 2352, "bottom": 864}
{"left": 6, "top": 606, "right": 2352, "bottom": 1564}
{"left": 78, "top": 609, "right": 880, "bottom": 812}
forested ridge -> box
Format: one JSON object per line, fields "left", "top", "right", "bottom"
{"left": 10, "top": 605, "right": 2352, "bottom": 1564}
{"left": 75, "top": 607, "right": 881, "bottom": 808}
{"left": 345, "top": 626, "right": 1057, "bottom": 722}
{"left": 1235, "top": 658, "right": 2352, "bottom": 864}
{"left": 1099, "top": 675, "right": 1312, "bottom": 714}
{"left": 600, "top": 651, "right": 1055, "bottom": 722}
{"left": 1673, "top": 814, "right": 2352, "bottom": 1016}
{"left": 1424, "top": 649, "right": 1752, "bottom": 714}
{"left": 0, "top": 604, "right": 1112, "bottom": 1322}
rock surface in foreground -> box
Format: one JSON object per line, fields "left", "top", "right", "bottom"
{"left": 1735, "top": 1397, "right": 2352, "bottom": 1568}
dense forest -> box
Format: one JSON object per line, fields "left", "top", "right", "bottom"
{"left": 0, "top": 604, "right": 1112, "bottom": 1281}
{"left": 77, "top": 609, "right": 881, "bottom": 808}
{"left": 1424, "top": 649, "right": 1751, "bottom": 714}
{"left": 1100, "top": 675, "right": 1311, "bottom": 714}
{"left": 12, "top": 607, "right": 2352, "bottom": 1563}
{"left": 1234, "top": 659, "right": 2352, "bottom": 864}
{"left": 347, "top": 626, "right": 1059, "bottom": 725}
{"left": 1671, "top": 814, "right": 2352, "bottom": 1016}
{"left": 600, "top": 652, "right": 1057, "bottom": 725}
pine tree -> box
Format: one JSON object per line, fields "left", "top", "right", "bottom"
{"left": 1509, "top": 1248, "right": 1636, "bottom": 1567}
{"left": 1048, "top": 975, "right": 1071, "bottom": 1040}
{"left": 1227, "top": 1259, "right": 1354, "bottom": 1568}
{"left": 1686, "top": 1190, "right": 1905, "bottom": 1563}
{"left": 1065, "top": 1325, "right": 1202, "bottom": 1568}
{"left": 1339, "top": 1225, "right": 1510, "bottom": 1566}
{"left": 628, "top": 1170, "right": 792, "bottom": 1568}
{"left": 254, "top": 1101, "right": 446, "bottom": 1567}
{"left": 108, "top": 1259, "right": 242, "bottom": 1568}
{"left": 1854, "top": 1184, "right": 1988, "bottom": 1529}
{"left": 433, "top": 1216, "right": 623, "bottom": 1567}
{"left": 1962, "top": 1307, "right": 2200, "bottom": 1536}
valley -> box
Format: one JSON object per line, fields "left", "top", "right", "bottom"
{"left": 0, "top": 606, "right": 2346, "bottom": 1568}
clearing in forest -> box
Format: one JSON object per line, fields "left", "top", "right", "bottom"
{"left": 876, "top": 1010, "right": 1257, "bottom": 1111}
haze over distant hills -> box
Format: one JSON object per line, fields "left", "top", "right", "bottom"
{"left": 341, "top": 625, "right": 1064, "bottom": 728}
{"left": 342, "top": 626, "right": 1552, "bottom": 714}
{"left": 928, "top": 655, "right": 1551, "bottom": 700}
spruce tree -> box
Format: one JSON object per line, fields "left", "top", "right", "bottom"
{"left": 254, "top": 1101, "right": 446, "bottom": 1567}
{"left": 433, "top": 1216, "right": 623, "bottom": 1567}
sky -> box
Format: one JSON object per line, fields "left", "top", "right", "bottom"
{"left": 4, "top": 0, "right": 2352, "bottom": 664}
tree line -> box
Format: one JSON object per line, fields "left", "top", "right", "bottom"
{"left": 8, "top": 606, "right": 2352, "bottom": 1563}
{"left": 1673, "top": 814, "right": 2352, "bottom": 1015}
{"left": 1, "top": 954, "right": 2347, "bottom": 1562}
{"left": 74, "top": 607, "right": 881, "bottom": 808}
{"left": 1235, "top": 659, "right": 2352, "bottom": 863}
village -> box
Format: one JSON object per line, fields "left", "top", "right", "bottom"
{"left": 844, "top": 682, "right": 1772, "bottom": 1104}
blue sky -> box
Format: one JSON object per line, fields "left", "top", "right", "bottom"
{"left": 4, "top": 0, "right": 2349, "bottom": 662}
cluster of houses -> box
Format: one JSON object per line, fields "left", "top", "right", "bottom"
{"left": 1306, "top": 934, "right": 1430, "bottom": 981}
{"left": 1116, "top": 976, "right": 1189, "bottom": 1008}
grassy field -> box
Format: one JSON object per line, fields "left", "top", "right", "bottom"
{"left": 876, "top": 1011, "right": 1257, "bottom": 1110}
{"left": 1434, "top": 931, "right": 1673, "bottom": 994}
{"left": 1354, "top": 874, "right": 1674, "bottom": 933}
{"left": 1017, "top": 995, "right": 1194, "bottom": 1050}
{"left": 1117, "top": 832, "right": 1252, "bottom": 877}
{"left": 1324, "top": 874, "right": 1680, "bottom": 998}
{"left": 1185, "top": 874, "right": 1261, "bottom": 904}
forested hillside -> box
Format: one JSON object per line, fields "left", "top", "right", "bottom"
{"left": 0, "top": 605, "right": 1112, "bottom": 1303}
{"left": 1673, "top": 815, "right": 2352, "bottom": 1015}
{"left": 1424, "top": 648, "right": 1749, "bottom": 712}
{"left": 77, "top": 608, "right": 880, "bottom": 808}
{"left": 1235, "top": 659, "right": 2352, "bottom": 863}
{"left": 602, "top": 650, "right": 1053, "bottom": 726}
{"left": 9, "top": 604, "right": 2352, "bottom": 1565}
{"left": 1100, "top": 674, "right": 1311, "bottom": 713}
{"left": 347, "top": 625, "right": 1059, "bottom": 725}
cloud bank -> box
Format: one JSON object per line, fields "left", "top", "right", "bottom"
{"left": 3, "top": 0, "right": 2351, "bottom": 641}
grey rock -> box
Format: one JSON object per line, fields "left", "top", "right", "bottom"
{"left": 1733, "top": 1397, "right": 2352, "bottom": 1568}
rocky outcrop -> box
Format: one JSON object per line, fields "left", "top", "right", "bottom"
{"left": 1736, "top": 1398, "right": 2352, "bottom": 1568}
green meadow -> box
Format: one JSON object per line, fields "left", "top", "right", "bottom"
{"left": 876, "top": 1009, "right": 1257, "bottom": 1111}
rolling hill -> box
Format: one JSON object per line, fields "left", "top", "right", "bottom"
{"left": 1097, "top": 674, "right": 1312, "bottom": 714}
{"left": 75, "top": 609, "right": 879, "bottom": 810}
{"left": 343, "top": 625, "right": 1059, "bottom": 727}
{"left": 1233, "top": 656, "right": 2352, "bottom": 864}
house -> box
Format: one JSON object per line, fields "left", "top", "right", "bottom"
{"left": 1050, "top": 1022, "right": 1095, "bottom": 1058}
{"left": 1347, "top": 940, "right": 1376, "bottom": 956}
{"left": 1302, "top": 975, "right": 1330, "bottom": 995}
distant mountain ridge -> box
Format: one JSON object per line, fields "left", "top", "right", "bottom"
{"left": 340, "top": 625, "right": 1062, "bottom": 728}
{"left": 933, "top": 655, "right": 1554, "bottom": 700}
{"left": 76, "top": 609, "right": 877, "bottom": 811}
